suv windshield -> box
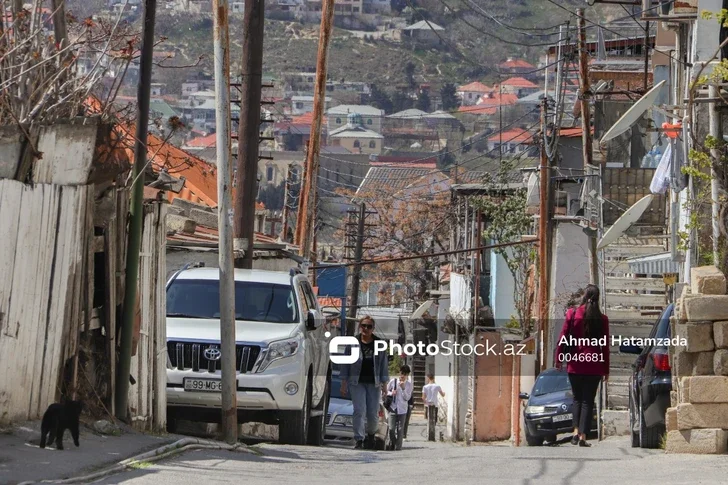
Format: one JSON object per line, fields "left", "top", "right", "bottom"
{"left": 532, "top": 372, "right": 571, "bottom": 396}
{"left": 166, "top": 279, "right": 299, "bottom": 323}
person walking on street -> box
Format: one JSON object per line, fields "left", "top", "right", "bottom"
{"left": 386, "top": 364, "right": 412, "bottom": 451}
{"left": 555, "top": 284, "right": 610, "bottom": 447}
{"left": 340, "top": 316, "right": 389, "bottom": 450}
{"left": 402, "top": 380, "right": 414, "bottom": 440}
{"left": 422, "top": 374, "right": 445, "bottom": 441}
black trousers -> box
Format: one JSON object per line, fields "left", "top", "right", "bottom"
{"left": 568, "top": 373, "right": 601, "bottom": 435}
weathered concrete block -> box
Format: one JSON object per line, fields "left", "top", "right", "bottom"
{"left": 676, "top": 321, "right": 714, "bottom": 352}
{"left": 691, "top": 266, "right": 727, "bottom": 295}
{"left": 240, "top": 422, "right": 279, "bottom": 440}
{"left": 714, "top": 349, "right": 728, "bottom": 376}
{"left": 676, "top": 403, "right": 728, "bottom": 429}
{"left": 167, "top": 214, "right": 196, "bottom": 234}
{"left": 679, "top": 376, "right": 691, "bottom": 403}
{"left": 601, "top": 410, "right": 629, "bottom": 436}
{"left": 168, "top": 205, "right": 187, "bottom": 216}
{"left": 685, "top": 376, "right": 728, "bottom": 403}
{"left": 670, "top": 390, "right": 678, "bottom": 407}
{"left": 666, "top": 429, "right": 728, "bottom": 454}
{"left": 674, "top": 350, "right": 715, "bottom": 377}
{"left": 666, "top": 407, "right": 678, "bottom": 432}
{"left": 675, "top": 286, "right": 693, "bottom": 322}
{"left": 684, "top": 295, "right": 728, "bottom": 321}
{"left": 189, "top": 208, "right": 218, "bottom": 229}
{"left": 172, "top": 197, "right": 213, "bottom": 217}
{"left": 714, "top": 321, "right": 728, "bottom": 349}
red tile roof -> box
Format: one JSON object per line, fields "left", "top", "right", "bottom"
{"left": 186, "top": 133, "right": 217, "bottom": 148}
{"left": 292, "top": 112, "right": 315, "bottom": 124}
{"left": 487, "top": 129, "right": 535, "bottom": 144}
{"left": 457, "top": 105, "right": 497, "bottom": 115}
{"left": 476, "top": 92, "right": 519, "bottom": 107}
{"left": 501, "top": 77, "right": 538, "bottom": 89}
{"left": 458, "top": 81, "right": 492, "bottom": 93}
{"left": 499, "top": 59, "right": 535, "bottom": 69}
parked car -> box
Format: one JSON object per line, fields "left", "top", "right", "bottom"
{"left": 325, "top": 367, "right": 390, "bottom": 449}
{"left": 520, "top": 368, "right": 598, "bottom": 446}
{"left": 621, "top": 303, "right": 674, "bottom": 449}
{"left": 165, "top": 265, "right": 331, "bottom": 446}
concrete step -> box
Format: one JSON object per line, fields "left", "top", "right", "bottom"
{"left": 603, "top": 245, "right": 667, "bottom": 258}
{"left": 605, "top": 277, "right": 666, "bottom": 292}
{"left": 607, "top": 308, "right": 663, "bottom": 322}
{"left": 605, "top": 292, "right": 666, "bottom": 307}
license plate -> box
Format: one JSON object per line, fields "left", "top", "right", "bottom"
{"left": 552, "top": 413, "right": 573, "bottom": 423}
{"left": 184, "top": 378, "right": 222, "bottom": 392}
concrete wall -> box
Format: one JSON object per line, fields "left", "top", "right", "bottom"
{"left": 331, "top": 136, "right": 382, "bottom": 155}
{"left": 547, "top": 221, "right": 590, "bottom": 368}
{"left": 490, "top": 250, "right": 516, "bottom": 325}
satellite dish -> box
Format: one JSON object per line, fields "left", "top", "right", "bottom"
{"left": 600, "top": 80, "right": 666, "bottom": 144}
{"left": 597, "top": 194, "right": 654, "bottom": 250}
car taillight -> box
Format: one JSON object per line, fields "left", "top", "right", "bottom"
{"left": 653, "top": 352, "right": 670, "bottom": 371}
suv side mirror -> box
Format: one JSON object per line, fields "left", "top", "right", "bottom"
{"left": 519, "top": 392, "right": 530, "bottom": 400}
{"left": 306, "top": 310, "right": 318, "bottom": 331}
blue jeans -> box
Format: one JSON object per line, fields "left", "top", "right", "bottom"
{"left": 350, "top": 382, "right": 380, "bottom": 441}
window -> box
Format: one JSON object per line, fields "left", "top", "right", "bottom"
{"left": 167, "top": 280, "right": 299, "bottom": 323}
{"left": 266, "top": 165, "right": 274, "bottom": 182}
{"left": 353, "top": 140, "right": 360, "bottom": 148}
{"left": 296, "top": 102, "right": 304, "bottom": 109}
{"left": 336, "top": 117, "right": 342, "bottom": 124}
{"left": 353, "top": 6, "right": 359, "bottom": 12}
{"left": 369, "top": 140, "right": 376, "bottom": 148}
{"left": 367, "top": 119, "right": 372, "bottom": 125}
{"left": 290, "top": 165, "right": 300, "bottom": 182}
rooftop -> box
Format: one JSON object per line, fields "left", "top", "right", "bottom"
{"left": 500, "top": 77, "right": 538, "bottom": 89}
{"left": 487, "top": 128, "right": 535, "bottom": 144}
{"left": 499, "top": 58, "right": 535, "bottom": 69}
{"left": 403, "top": 20, "right": 445, "bottom": 31}
{"left": 330, "top": 124, "right": 383, "bottom": 139}
{"left": 458, "top": 81, "right": 492, "bottom": 93}
{"left": 387, "top": 108, "right": 429, "bottom": 120}
{"left": 328, "top": 104, "right": 384, "bottom": 117}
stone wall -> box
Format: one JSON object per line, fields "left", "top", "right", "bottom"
{"left": 667, "top": 266, "right": 728, "bottom": 454}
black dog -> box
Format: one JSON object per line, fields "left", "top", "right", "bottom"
{"left": 40, "top": 400, "right": 83, "bottom": 450}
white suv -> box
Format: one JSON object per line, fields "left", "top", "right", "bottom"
{"left": 164, "top": 265, "right": 331, "bottom": 445}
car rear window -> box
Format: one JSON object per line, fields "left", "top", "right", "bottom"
{"left": 167, "top": 279, "right": 299, "bottom": 323}
{"left": 533, "top": 372, "right": 571, "bottom": 396}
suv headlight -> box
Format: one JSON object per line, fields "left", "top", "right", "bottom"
{"left": 525, "top": 405, "right": 546, "bottom": 415}
{"left": 257, "top": 335, "right": 301, "bottom": 372}
{"left": 333, "top": 415, "right": 353, "bottom": 426}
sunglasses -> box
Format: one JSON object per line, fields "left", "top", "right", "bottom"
{"left": 360, "top": 324, "right": 373, "bottom": 329}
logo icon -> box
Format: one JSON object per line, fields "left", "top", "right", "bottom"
{"left": 328, "top": 336, "right": 360, "bottom": 365}
{"left": 561, "top": 404, "right": 568, "bottom": 411}
{"left": 204, "top": 347, "right": 222, "bottom": 361}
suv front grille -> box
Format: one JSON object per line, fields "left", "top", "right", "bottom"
{"left": 167, "top": 341, "right": 261, "bottom": 373}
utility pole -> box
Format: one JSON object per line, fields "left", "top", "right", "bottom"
{"left": 213, "top": 0, "right": 237, "bottom": 445}
{"left": 709, "top": 84, "right": 722, "bottom": 267}
{"left": 234, "top": 0, "right": 265, "bottom": 269}
{"left": 296, "top": 0, "right": 335, "bottom": 259}
{"left": 115, "top": 0, "right": 157, "bottom": 421}
{"left": 538, "top": 97, "right": 550, "bottom": 373}
{"left": 347, "top": 202, "right": 366, "bottom": 336}
{"left": 577, "top": 8, "right": 599, "bottom": 286}
{"left": 280, "top": 164, "right": 293, "bottom": 242}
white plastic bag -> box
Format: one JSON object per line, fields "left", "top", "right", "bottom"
{"left": 650, "top": 143, "right": 671, "bottom": 194}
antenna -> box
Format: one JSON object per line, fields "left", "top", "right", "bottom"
{"left": 597, "top": 194, "right": 654, "bottom": 250}
{"left": 599, "top": 80, "right": 666, "bottom": 144}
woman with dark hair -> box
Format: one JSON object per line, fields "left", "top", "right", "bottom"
{"left": 555, "top": 284, "right": 610, "bottom": 447}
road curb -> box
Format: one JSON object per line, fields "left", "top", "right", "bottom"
{"left": 17, "top": 438, "right": 258, "bottom": 484}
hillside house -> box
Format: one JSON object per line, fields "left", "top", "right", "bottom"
{"left": 327, "top": 104, "right": 384, "bottom": 134}
{"left": 457, "top": 82, "right": 493, "bottom": 106}
{"left": 402, "top": 21, "right": 445, "bottom": 46}
{"left": 486, "top": 128, "right": 536, "bottom": 155}
{"left": 291, "top": 95, "right": 331, "bottom": 115}
{"left": 498, "top": 77, "right": 540, "bottom": 98}
{"left": 498, "top": 58, "right": 536, "bottom": 77}
{"left": 330, "top": 113, "right": 384, "bottom": 155}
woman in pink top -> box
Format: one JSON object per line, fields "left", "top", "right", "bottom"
{"left": 555, "top": 284, "right": 610, "bottom": 447}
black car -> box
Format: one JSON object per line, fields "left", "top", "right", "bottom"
{"left": 621, "top": 303, "right": 674, "bottom": 449}
{"left": 520, "top": 368, "right": 598, "bottom": 446}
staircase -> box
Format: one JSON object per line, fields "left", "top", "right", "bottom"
{"left": 411, "top": 354, "right": 427, "bottom": 413}
{"left": 603, "top": 235, "right": 668, "bottom": 409}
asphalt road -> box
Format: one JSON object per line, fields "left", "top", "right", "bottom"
{"left": 94, "top": 422, "right": 728, "bottom": 485}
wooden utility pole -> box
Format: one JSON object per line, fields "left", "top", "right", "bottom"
{"left": 116, "top": 0, "right": 157, "bottom": 421}
{"left": 347, "top": 202, "right": 366, "bottom": 336}
{"left": 296, "top": 0, "right": 335, "bottom": 259}
{"left": 538, "top": 97, "right": 550, "bottom": 373}
{"left": 577, "top": 8, "right": 599, "bottom": 286}
{"left": 280, "top": 164, "right": 293, "bottom": 242}
{"left": 213, "top": 0, "right": 237, "bottom": 445}
{"left": 234, "top": 0, "right": 265, "bottom": 269}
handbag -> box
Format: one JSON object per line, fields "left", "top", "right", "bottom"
{"left": 383, "top": 378, "right": 396, "bottom": 410}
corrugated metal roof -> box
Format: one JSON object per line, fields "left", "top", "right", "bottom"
{"left": 626, "top": 252, "right": 681, "bottom": 275}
